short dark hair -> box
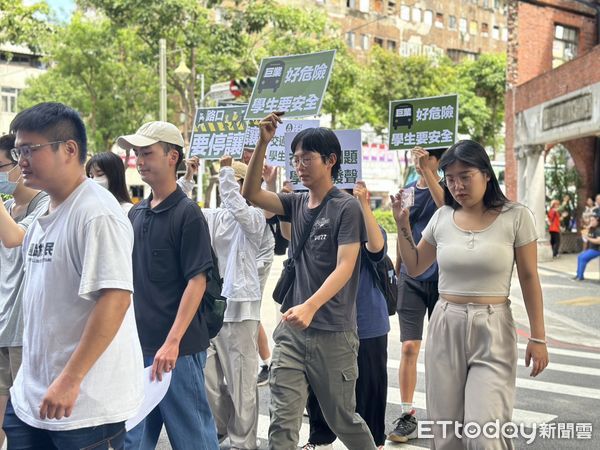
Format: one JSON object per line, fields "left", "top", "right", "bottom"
{"left": 440, "top": 140, "right": 508, "bottom": 211}
{"left": 290, "top": 128, "right": 342, "bottom": 179}
{"left": 10, "top": 102, "right": 88, "bottom": 164}
{"left": 428, "top": 148, "right": 447, "bottom": 161}
{"left": 160, "top": 142, "right": 184, "bottom": 172}
{"left": 0, "top": 134, "right": 16, "bottom": 163}
{"left": 85, "top": 152, "right": 132, "bottom": 205}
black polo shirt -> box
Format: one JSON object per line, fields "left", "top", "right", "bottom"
{"left": 129, "top": 185, "right": 213, "bottom": 357}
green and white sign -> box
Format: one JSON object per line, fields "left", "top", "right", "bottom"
{"left": 190, "top": 106, "right": 247, "bottom": 159}
{"left": 244, "top": 50, "right": 336, "bottom": 120}
{"left": 284, "top": 129, "right": 361, "bottom": 190}
{"left": 388, "top": 94, "right": 459, "bottom": 150}
{"left": 244, "top": 119, "right": 320, "bottom": 167}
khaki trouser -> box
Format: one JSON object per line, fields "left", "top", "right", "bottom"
{"left": 205, "top": 320, "right": 260, "bottom": 450}
{"left": 268, "top": 321, "right": 376, "bottom": 450}
{"left": 425, "top": 299, "right": 518, "bottom": 450}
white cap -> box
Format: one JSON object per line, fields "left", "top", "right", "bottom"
{"left": 117, "top": 121, "right": 185, "bottom": 149}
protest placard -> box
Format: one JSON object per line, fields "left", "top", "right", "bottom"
{"left": 244, "top": 119, "right": 320, "bottom": 166}
{"left": 284, "top": 129, "right": 361, "bottom": 190}
{"left": 190, "top": 105, "right": 247, "bottom": 159}
{"left": 388, "top": 94, "right": 459, "bottom": 150}
{"left": 244, "top": 50, "right": 335, "bottom": 120}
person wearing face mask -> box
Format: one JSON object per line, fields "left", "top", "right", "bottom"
{"left": 0, "top": 134, "right": 49, "bottom": 447}
{"left": 85, "top": 151, "right": 133, "bottom": 213}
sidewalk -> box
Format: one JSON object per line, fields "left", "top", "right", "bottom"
{"left": 537, "top": 252, "right": 600, "bottom": 281}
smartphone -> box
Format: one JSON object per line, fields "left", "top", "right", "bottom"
{"left": 401, "top": 187, "right": 415, "bottom": 208}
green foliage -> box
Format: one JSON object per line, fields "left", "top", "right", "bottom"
{"left": 17, "top": 1, "right": 506, "bottom": 155}
{"left": 545, "top": 145, "right": 581, "bottom": 206}
{"left": 373, "top": 209, "right": 396, "bottom": 234}
{"left": 19, "top": 14, "right": 158, "bottom": 152}
{"left": 0, "top": 0, "right": 52, "bottom": 53}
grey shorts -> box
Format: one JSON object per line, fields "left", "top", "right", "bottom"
{"left": 397, "top": 273, "right": 439, "bottom": 342}
{"left": 0, "top": 346, "right": 22, "bottom": 396}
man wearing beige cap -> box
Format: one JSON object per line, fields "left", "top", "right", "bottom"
{"left": 202, "top": 155, "right": 265, "bottom": 450}
{"left": 118, "top": 121, "right": 219, "bottom": 450}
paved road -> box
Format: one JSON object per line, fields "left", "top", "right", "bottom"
{"left": 155, "top": 246, "right": 600, "bottom": 449}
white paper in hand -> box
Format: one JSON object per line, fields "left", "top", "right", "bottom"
{"left": 125, "top": 366, "right": 172, "bottom": 431}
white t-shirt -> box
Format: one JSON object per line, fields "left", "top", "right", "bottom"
{"left": 10, "top": 179, "right": 144, "bottom": 431}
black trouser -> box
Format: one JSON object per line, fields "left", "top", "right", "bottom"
{"left": 550, "top": 231, "right": 561, "bottom": 257}
{"left": 307, "top": 334, "right": 388, "bottom": 446}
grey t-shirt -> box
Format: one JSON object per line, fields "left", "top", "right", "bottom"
{"left": 0, "top": 193, "right": 49, "bottom": 347}
{"left": 278, "top": 188, "right": 366, "bottom": 332}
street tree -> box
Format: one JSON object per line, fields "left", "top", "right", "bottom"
{"left": 19, "top": 14, "right": 158, "bottom": 152}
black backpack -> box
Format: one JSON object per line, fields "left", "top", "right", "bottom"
{"left": 162, "top": 197, "right": 227, "bottom": 339}
{"left": 198, "top": 248, "right": 227, "bottom": 339}
{"left": 365, "top": 251, "right": 398, "bottom": 316}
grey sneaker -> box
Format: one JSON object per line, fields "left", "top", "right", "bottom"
{"left": 388, "top": 412, "right": 418, "bottom": 442}
{"left": 300, "top": 444, "right": 333, "bottom": 450}
{"left": 257, "top": 364, "right": 270, "bottom": 386}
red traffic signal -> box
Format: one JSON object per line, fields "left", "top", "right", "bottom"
{"left": 229, "top": 79, "right": 242, "bottom": 97}
{"left": 229, "top": 77, "right": 256, "bottom": 97}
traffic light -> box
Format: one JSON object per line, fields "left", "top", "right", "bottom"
{"left": 229, "top": 77, "right": 256, "bottom": 97}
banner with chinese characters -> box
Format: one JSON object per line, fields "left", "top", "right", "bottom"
{"left": 388, "top": 94, "right": 459, "bottom": 150}
{"left": 189, "top": 106, "right": 247, "bottom": 159}
{"left": 244, "top": 50, "right": 336, "bottom": 120}
{"left": 284, "top": 129, "right": 361, "bottom": 190}
{"left": 244, "top": 119, "right": 320, "bottom": 167}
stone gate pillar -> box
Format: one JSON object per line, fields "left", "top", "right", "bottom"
{"left": 516, "top": 144, "right": 553, "bottom": 262}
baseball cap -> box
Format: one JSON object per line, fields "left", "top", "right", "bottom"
{"left": 231, "top": 161, "right": 248, "bottom": 181}
{"left": 117, "top": 121, "right": 185, "bottom": 149}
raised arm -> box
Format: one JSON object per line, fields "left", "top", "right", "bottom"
{"left": 242, "top": 112, "right": 286, "bottom": 216}
{"left": 218, "top": 155, "right": 265, "bottom": 237}
{"left": 413, "top": 147, "right": 444, "bottom": 208}
{"left": 390, "top": 191, "right": 436, "bottom": 276}
{"left": 354, "top": 181, "right": 384, "bottom": 254}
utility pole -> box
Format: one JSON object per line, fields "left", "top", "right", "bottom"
{"left": 159, "top": 38, "right": 167, "bottom": 121}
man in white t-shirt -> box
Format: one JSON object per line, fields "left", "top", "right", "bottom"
{"left": 3, "top": 102, "right": 144, "bottom": 449}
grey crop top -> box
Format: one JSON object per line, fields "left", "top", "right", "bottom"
{"left": 421, "top": 203, "right": 538, "bottom": 297}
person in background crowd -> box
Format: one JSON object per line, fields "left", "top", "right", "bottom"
{"left": 120, "top": 121, "right": 219, "bottom": 450}
{"left": 203, "top": 155, "right": 265, "bottom": 450}
{"left": 4, "top": 102, "right": 143, "bottom": 449}
{"left": 547, "top": 199, "right": 561, "bottom": 258}
{"left": 86, "top": 151, "right": 133, "bottom": 213}
{"left": 581, "top": 196, "right": 595, "bottom": 229}
{"left": 393, "top": 139, "right": 548, "bottom": 449}
{"left": 389, "top": 146, "right": 445, "bottom": 444}
{"left": 0, "top": 134, "right": 49, "bottom": 447}
{"left": 301, "top": 181, "right": 389, "bottom": 450}
{"left": 574, "top": 212, "right": 600, "bottom": 281}
{"left": 243, "top": 113, "right": 377, "bottom": 450}
{"left": 559, "top": 194, "right": 573, "bottom": 231}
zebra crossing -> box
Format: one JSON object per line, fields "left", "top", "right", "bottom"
{"left": 224, "top": 340, "right": 600, "bottom": 450}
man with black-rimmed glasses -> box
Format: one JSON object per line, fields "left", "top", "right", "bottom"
{"left": 3, "top": 102, "right": 143, "bottom": 449}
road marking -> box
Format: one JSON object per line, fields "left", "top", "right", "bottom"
{"left": 517, "top": 343, "right": 600, "bottom": 361}
{"left": 385, "top": 389, "right": 556, "bottom": 427}
{"left": 557, "top": 297, "right": 600, "bottom": 306}
{"left": 254, "top": 413, "right": 427, "bottom": 449}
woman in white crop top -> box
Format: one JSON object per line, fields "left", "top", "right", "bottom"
{"left": 392, "top": 140, "right": 548, "bottom": 450}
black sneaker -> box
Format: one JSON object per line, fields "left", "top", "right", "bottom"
{"left": 257, "top": 364, "right": 270, "bottom": 386}
{"left": 388, "top": 411, "right": 418, "bottom": 443}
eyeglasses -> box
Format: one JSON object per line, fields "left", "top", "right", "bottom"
{"left": 0, "top": 162, "right": 16, "bottom": 170}
{"left": 10, "top": 141, "right": 66, "bottom": 160}
{"left": 291, "top": 155, "right": 322, "bottom": 168}
{"left": 443, "top": 170, "right": 481, "bottom": 188}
